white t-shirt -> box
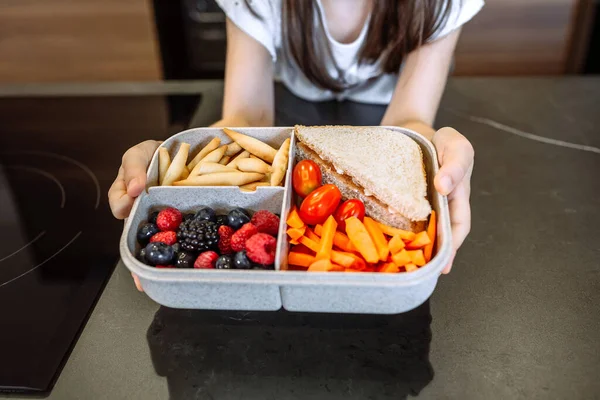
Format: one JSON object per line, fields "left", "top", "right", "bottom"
{"left": 215, "top": 0, "right": 484, "bottom": 104}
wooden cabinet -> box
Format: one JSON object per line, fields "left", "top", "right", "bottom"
{"left": 0, "top": 0, "right": 162, "bottom": 83}
{"left": 454, "top": 0, "right": 579, "bottom": 75}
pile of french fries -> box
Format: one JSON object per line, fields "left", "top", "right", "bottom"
{"left": 158, "top": 128, "right": 291, "bottom": 191}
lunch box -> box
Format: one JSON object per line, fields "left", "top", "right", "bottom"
{"left": 120, "top": 126, "right": 452, "bottom": 314}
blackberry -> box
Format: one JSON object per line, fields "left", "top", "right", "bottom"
{"left": 175, "top": 251, "right": 196, "bottom": 268}
{"left": 177, "top": 219, "right": 219, "bottom": 252}
{"left": 183, "top": 213, "right": 195, "bottom": 222}
{"left": 215, "top": 255, "right": 234, "bottom": 269}
{"left": 215, "top": 215, "right": 229, "bottom": 228}
{"left": 148, "top": 211, "right": 159, "bottom": 224}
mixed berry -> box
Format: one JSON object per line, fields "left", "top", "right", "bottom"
{"left": 136, "top": 206, "right": 280, "bottom": 270}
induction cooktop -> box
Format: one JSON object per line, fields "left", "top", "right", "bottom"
{"left": 0, "top": 94, "right": 200, "bottom": 394}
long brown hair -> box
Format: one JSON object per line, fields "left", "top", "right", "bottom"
{"left": 284, "top": 0, "right": 457, "bottom": 92}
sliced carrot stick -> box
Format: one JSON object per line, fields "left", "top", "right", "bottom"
{"left": 406, "top": 231, "right": 432, "bottom": 250}
{"left": 316, "top": 216, "right": 337, "bottom": 261}
{"left": 345, "top": 217, "right": 379, "bottom": 264}
{"left": 315, "top": 224, "right": 356, "bottom": 252}
{"left": 287, "top": 226, "right": 306, "bottom": 241}
{"left": 363, "top": 217, "right": 390, "bottom": 262}
{"left": 404, "top": 263, "right": 418, "bottom": 272}
{"left": 347, "top": 253, "right": 367, "bottom": 270}
{"left": 298, "top": 236, "right": 319, "bottom": 252}
{"left": 290, "top": 239, "right": 299, "bottom": 245}
{"left": 305, "top": 227, "right": 321, "bottom": 243}
{"left": 331, "top": 250, "right": 356, "bottom": 268}
{"left": 391, "top": 249, "right": 411, "bottom": 267}
{"left": 379, "top": 263, "right": 400, "bottom": 273}
{"left": 376, "top": 221, "right": 416, "bottom": 241}
{"left": 308, "top": 259, "right": 343, "bottom": 272}
{"left": 286, "top": 207, "right": 305, "bottom": 229}
{"left": 388, "top": 234, "right": 405, "bottom": 255}
{"left": 406, "top": 249, "right": 426, "bottom": 267}
{"left": 291, "top": 243, "right": 312, "bottom": 254}
{"left": 423, "top": 211, "right": 436, "bottom": 262}
{"left": 288, "top": 252, "right": 315, "bottom": 267}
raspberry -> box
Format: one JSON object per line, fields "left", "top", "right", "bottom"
{"left": 245, "top": 233, "right": 277, "bottom": 265}
{"left": 250, "top": 210, "right": 280, "bottom": 236}
{"left": 156, "top": 207, "right": 182, "bottom": 231}
{"left": 218, "top": 225, "right": 234, "bottom": 254}
{"left": 149, "top": 231, "right": 177, "bottom": 245}
{"left": 230, "top": 223, "right": 259, "bottom": 252}
{"left": 194, "top": 251, "right": 219, "bottom": 269}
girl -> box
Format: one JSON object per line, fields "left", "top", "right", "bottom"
{"left": 109, "top": 0, "right": 482, "bottom": 284}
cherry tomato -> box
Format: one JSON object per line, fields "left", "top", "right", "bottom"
{"left": 292, "top": 160, "right": 322, "bottom": 198}
{"left": 334, "top": 199, "right": 366, "bottom": 231}
{"left": 299, "top": 184, "right": 342, "bottom": 225}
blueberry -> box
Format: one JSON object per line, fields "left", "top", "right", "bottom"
{"left": 227, "top": 208, "right": 251, "bottom": 230}
{"left": 194, "top": 207, "right": 216, "bottom": 222}
{"left": 144, "top": 242, "right": 175, "bottom": 265}
{"left": 148, "top": 211, "right": 159, "bottom": 224}
{"left": 138, "top": 247, "right": 148, "bottom": 263}
{"left": 175, "top": 251, "right": 196, "bottom": 268}
{"left": 183, "top": 213, "right": 195, "bottom": 222}
{"left": 137, "top": 223, "right": 159, "bottom": 245}
{"left": 215, "top": 215, "right": 229, "bottom": 228}
{"left": 233, "top": 251, "right": 252, "bottom": 269}
{"left": 215, "top": 255, "right": 234, "bottom": 269}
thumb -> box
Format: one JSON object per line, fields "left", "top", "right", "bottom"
{"left": 433, "top": 128, "right": 474, "bottom": 196}
{"left": 121, "top": 141, "right": 159, "bottom": 197}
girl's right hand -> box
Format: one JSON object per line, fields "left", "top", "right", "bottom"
{"left": 109, "top": 140, "right": 160, "bottom": 292}
{"left": 108, "top": 140, "right": 160, "bottom": 220}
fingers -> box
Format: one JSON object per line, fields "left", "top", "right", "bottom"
{"left": 108, "top": 167, "right": 134, "bottom": 219}
{"left": 448, "top": 182, "right": 472, "bottom": 251}
{"left": 131, "top": 273, "right": 144, "bottom": 292}
{"left": 433, "top": 128, "right": 474, "bottom": 196}
{"left": 122, "top": 140, "right": 160, "bottom": 198}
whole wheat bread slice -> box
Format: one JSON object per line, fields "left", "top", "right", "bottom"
{"left": 295, "top": 125, "right": 431, "bottom": 225}
{"left": 296, "top": 142, "right": 426, "bottom": 232}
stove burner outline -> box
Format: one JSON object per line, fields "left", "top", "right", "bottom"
{"left": 5, "top": 151, "right": 101, "bottom": 209}
{"left": 0, "top": 231, "right": 82, "bottom": 288}
{"left": 7, "top": 166, "right": 66, "bottom": 208}
{"left": 0, "top": 231, "right": 46, "bottom": 264}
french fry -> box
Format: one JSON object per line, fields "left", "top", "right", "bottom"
{"left": 237, "top": 158, "right": 272, "bottom": 174}
{"left": 239, "top": 182, "right": 270, "bottom": 191}
{"left": 218, "top": 156, "right": 231, "bottom": 165}
{"left": 190, "top": 145, "right": 228, "bottom": 175}
{"left": 187, "top": 137, "right": 220, "bottom": 170}
{"left": 224, "top": 142, "right": 242, "bottom": 156}
{"left": 158, "top": 147, "right": 170, "bottom": 185}
{"left": 270, "top": 138, "right": 290, "bottom": 186}
{"left": 162, "top": 143, "right": 190, "bottom": 186}
{"left": 250, "top": 155, "right": 261, "bottom": 160}
{"left": 226, "top": 150, "right": 250, "bottom": 169}
{"left": 173, "top": 172, "right": 264, "bottom": 187}
{"left": 223, "top": 128, "right": 277, "bottom": 163}
{"left": 180, "top": 165, "right": 190, "bottom": 180}
{"left": 195, "top": 162, "right": 237, "bottom": 175}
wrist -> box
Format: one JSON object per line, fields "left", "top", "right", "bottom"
{"left": 385, "top": 120, "right": 435, "bottom": 141}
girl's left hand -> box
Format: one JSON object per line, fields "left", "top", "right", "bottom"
{"left": 431, "top": 127, "right": 474, "bottom": 274}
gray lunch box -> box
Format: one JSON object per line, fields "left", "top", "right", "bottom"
{"left": 119, "top": 126, "right": 452, "bottom": 314}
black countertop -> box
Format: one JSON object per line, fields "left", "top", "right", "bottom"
{"left": 1, "top": 78, "right": 599, "bottom": 399}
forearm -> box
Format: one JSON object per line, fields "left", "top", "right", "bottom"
{"left": 210, "top": 107, "right": 274, "bottom": 128}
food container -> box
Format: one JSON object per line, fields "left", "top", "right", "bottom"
{"left": 120, "top": 126, "right": 452, "bottom": 314}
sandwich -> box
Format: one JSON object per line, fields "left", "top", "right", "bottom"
{"left": 294, "top": 125, "right": 431, "bottom": 232}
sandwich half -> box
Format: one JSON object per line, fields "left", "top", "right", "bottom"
{"left": 294, "top": 125, "right": 431, "bottom": 232}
